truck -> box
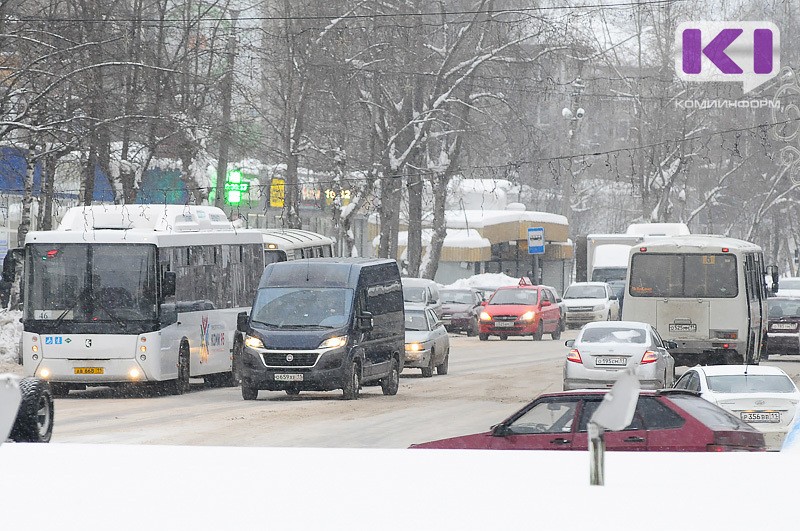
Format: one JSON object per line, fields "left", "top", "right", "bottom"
{"left": 582, "top": 223, "right": 691, "bottom": 283}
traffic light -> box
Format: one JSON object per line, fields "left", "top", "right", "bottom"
{"left": 224, "top": 168, "right": 249, "bottom": 205}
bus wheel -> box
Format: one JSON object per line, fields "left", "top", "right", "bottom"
{"left": 9, "top": 378, "right": 54, "bottom": 443}
{"left": 168, "top": 344, "right": 190, "bottom": 395}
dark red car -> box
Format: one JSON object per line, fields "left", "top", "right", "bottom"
{"left": 410, "top": 390, "right": 765, "bottom": 452}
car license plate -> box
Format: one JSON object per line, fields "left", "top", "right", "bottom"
{"left": 740, "top": 411, "right": 781, "bottom": 423}
{"left": 594, "top": 357, "right": 627, "bottom": 366}
{"left": 669, "top": 324, "right": 697, "bottom": 332}
{"left": 274, "top": 373, "right": 303, "bottom": 382}
{"left": 494, "top": 321, "right": 515, "bottom": 328}
{"left": 772, "top": 323, "right": 796, "bottom": 330}
{"left": 74, "top": 367, "right": 104, "bottom": 375}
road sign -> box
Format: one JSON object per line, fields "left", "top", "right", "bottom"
{"left": 527, "top": 227, "right": 545, "bottom": 255}
{"left": 270, "top": 178, "right": 285, "bottom": 208}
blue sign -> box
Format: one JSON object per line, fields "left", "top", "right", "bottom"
{"left": 527, "top": 227, "right": 545, "bottom": 255}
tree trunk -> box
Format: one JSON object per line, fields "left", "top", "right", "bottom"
{"left": 37, "top": 151, "right": 56, "bottom": 230}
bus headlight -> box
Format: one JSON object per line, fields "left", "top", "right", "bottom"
{"left": 128, "top": 368, "right": 141, "bottom": 380}
{"left": 245, "top": 335, "right": 265, "bottom": 349}
{"left": 318, "top": 336, "right": 347, "bottom": 349}
{"left": 39, "top": 368, "right": 50, "bottom": 379}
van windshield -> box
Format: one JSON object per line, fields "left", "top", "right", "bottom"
{"left": 251, "top": 288, "right": 354, "bottom": 329}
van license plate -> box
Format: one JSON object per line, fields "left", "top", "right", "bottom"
{"left": 668, "top": 324, "right": 697, "bottom": 332}
{"left": 274, "top": 373, "right": 303, "bottom": 382}
{"left": 740, "top": 411, "right": 780, "bottom": 423}
{"left": 74, "top": 367, "right": 104, "bottom": 375}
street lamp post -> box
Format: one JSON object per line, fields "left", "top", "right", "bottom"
{"left": 561, "top": 69, "right": 585, "bottom": 222}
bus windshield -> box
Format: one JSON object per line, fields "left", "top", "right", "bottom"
{"left": 24, "top": 244, "right": 158, "bottom": 323}
{"left": 251, "top": 287, "right": 354, "bottom": 329}
{"left": 629, "top": 253, "right": 738, "bottom": 298}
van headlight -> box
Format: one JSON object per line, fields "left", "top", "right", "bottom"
{"left": 319, "top": 336, "right": 348, "bottom": 349}
{"left": 245, "top": 335, "right": 265, "bottom": 349}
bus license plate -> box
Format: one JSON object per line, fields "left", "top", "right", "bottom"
{"left": 595, "top": 357, "right": 627, "bottom": 366}
{"left": 741, "top": 411, "right": 780, "bottom": 423}
{"left": 669, "top": 324, "right": 697, "bottom": 332}
{"left": 274, "top": 373, "right": 303, "bottom": 382}
{"left": 74, "top": 367, "right": 104, "bottom": 375}
{"left": 494, "top": 322, "right": 515, "bottom": 328}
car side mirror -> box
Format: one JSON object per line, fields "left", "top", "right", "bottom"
{"left": 609, "top": 295, "right": 618, "bottom": 300}
{"left": 565, "top": 339, "right": 575, "bottom": 347}
{"left": 358, "top": 311, "right": 374, "bottom": 332}
{"left": 162, "top": 271, "right": 176, "bottom": 298}
{"left": 491, "top": 423, "right": 509, "bottom": 437}
{"left": 556, "top": 298, "right": 562, "bottom": 303}
{"left": 541, "top": 300, "right": 551, "bottom": 307}
{"left": 480, "top": 301, "right": 487, "bottom": 306}
{"left": 237, "top": 311, "right": 249, "bottom": 333}
{"left": 665, "top": 340, "right": 678, "bottom": 350}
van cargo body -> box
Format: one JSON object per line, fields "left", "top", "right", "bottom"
{"left": 238, "top": 258, "right": 404, "bottom": 400}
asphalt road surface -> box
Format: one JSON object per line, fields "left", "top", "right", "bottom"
{"left": 28, "top": 331, "right": 800, "bottom": 448}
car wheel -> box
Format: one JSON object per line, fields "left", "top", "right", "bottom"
{"left": 532, "top": 321, "right": 543, "bottom": 341}
{"left": 285, "top": 388, "right": 300, "bottom": 396}
{"left": 466, "top": 318, "right": 478, "bottom": 337}
{"left": 342, "top": 361, "right": 360, "bottom": 400}
{"left": 478, "top": 333, "right": 489, "bottom": 341}
{"left": 499, "top": 335, "right": 509, "bottom": 341}
{"left": 381, "top": 358, "right": 400, "bottom": 395}
{"left": 607, "top": 311, "right": 612, "bottom": 321}
{"left": 422, "top": 348, "right": 435, "bottom": 377}
{"left": 9, "top": 378, "right": 54, "bottom": 443}
{"left": 436, "top": 349, "right": 449, "bottom": 375}
{"left": 551, "top": 322, "right": 562, "bottom": 341}
{"left": 241, "top": 380, "right": 258, "bottom": 400}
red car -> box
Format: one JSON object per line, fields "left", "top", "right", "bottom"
{"left": 410, "top": 390, "right": 766, "bottom": 452}
{"left": 478, "top": 279, "right": 562, "bottom": 341}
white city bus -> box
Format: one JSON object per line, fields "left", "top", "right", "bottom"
{"left": 621, "top": 235, "right": 772, "bottom": 366}
{"left": 259, "top": 228, "right": 335, "bottom": 265}
{"left": 19, "top": 205, "right": 264, "bottom": 396}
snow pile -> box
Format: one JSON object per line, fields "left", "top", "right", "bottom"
{"left": 443, "top": 272, "right": 520, "bottom": 290}
{"left": 0, "top": 310, "right": 22, "bottom": 365}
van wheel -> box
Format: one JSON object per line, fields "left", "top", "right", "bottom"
{"left": 9, "top": 378, "right": 54, "bottom": 443}
{"left": 551, "top": 322, "right": 562, "bottom": 341}
{"left": 478, "top": 334, "right": 489, "bottom": 341}
{"left": 422, "top": 349, "right": 435, "bottom": 378}
{"left": 381, "top": 358, "right": 400, "bottom": 395}
{"left": 342, "top": 361, "right": 360, "bottom": 400}
{"left": 532, "top": 321, "right": 543, "bottom": 341}
{"left": 241, "top": 380, "right": 258, "bottom": 400}
{"left": 436, "top": 350, "right": 449, "bottom": 375}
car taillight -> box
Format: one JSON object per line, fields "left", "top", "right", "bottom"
{"left": 567, "top": 349, "right": 582, "bottom": 363}
{"left": 641, "top": 350, "right": 658, "bottom": 364}
{"left": 706, "top": 444, "right": 759, "bottom": 452}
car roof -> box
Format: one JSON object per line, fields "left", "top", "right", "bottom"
{"left": 688, "top": 365, "right": 791, "bottom": 377}
{"left": 495, "top": 284, "right": 540, "bottom": 291}
{"left": 440, "top": 287, "right": 477, "bottom": 292}
{"left": 536, "top": 389, "right": 696, "bottom": 399}
{"left": 568, "top": 282, "right": 609, "bottom": 287}
{"left": 579, "top": 321, "right": 649, "bottom": 330}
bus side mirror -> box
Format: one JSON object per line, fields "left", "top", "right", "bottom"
{"left": 766, "top": 265, "right": 779, "bottom": 294}
{"left": 237, "top": 312, "right": 249, "bottom": 333}
{"left": 162, "top": 271, "right": 176, "bottom": 298}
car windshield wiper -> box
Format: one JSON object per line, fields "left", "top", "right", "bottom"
{"left": 49, "top": 285, "right": 91, "bottom": 330}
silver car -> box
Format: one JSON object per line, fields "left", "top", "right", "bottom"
{"left": 404, "top": 307, "right": 450, "bottom": 377}
{"left": 562, "top": 321, "right": 675, "bottom": 391}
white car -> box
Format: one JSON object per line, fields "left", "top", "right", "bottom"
{"left": 776, "top": 277, "right": 800, "bottom": 298}
{"left": 404, "top": 307, "right": 450, "bottom": 377}
{"left": 674, "top": 365, "right": 800, "bottom": 450}
{"left": 562, "top": 321, "right": 675, "bottom": 391}
{"left": 562, "top": 282, "right": 620, "bottom": 328}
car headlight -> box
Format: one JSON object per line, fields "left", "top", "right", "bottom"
{"left": 593, "top": 305, "right": 604, "bottom": 311}
{"left": 405, "top": 342, "right": 424, "bottom": 352}
{"left": 318, "top": 336, "right": 348, "bottom": 349}
{"left": 520, "top": 310, "right": 536, "bottom": 321}
{"left": 244, "top": 335, "right": 265, "bottom": 349}
{"left": 479, "top": 311, "right": 492, "bottom": 321}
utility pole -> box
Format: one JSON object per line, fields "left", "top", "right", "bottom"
{"left": 561, "top": 64, "right": 585, "bottom": 223}
{"left": 214, "top": 9, "right": 240, "bottom": 209}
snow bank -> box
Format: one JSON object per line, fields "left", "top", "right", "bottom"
{"left": 443, "top": 273, "right": 520, "bottom": 290}
{"left": 0, "top": 310, "right": 22, "bottom": 365}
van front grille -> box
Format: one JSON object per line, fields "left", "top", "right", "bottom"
{"left": 262, "top": 352, "right": 319, "bottom": 367}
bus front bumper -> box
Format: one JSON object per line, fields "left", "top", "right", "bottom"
{"left": 26, "top": 358, "right": 150, "bottom": 384}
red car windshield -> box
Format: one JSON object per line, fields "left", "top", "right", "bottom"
{"left": 489, "top": 289, "right": 538, "bottom": 305}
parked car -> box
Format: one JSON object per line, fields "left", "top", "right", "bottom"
{"left": 402, "top": 277, "right": 443, "bottom": 317}
{"left": 562, "top": 282, "right": 620, "bottom": 328}
{"left": 477, "top": 280, "right": 562, "bottom": 341}
{"left": 1, "top": 375, "right": 54, "bottom": 443}
{"left": 439, "top": 288, "right": 483, "bottom": 336}
{"left": 563, "top": 321, "right": 676, "bottom": 391}
{"left": 409, "top": 389, "right": 766, "bottom": 451}
{"left": 765, "top": 296, "right": 800, "bottom": 358}
{"left": 404, "top": 307, "right": 450, "bottom": 377}
{"left": 674, "top": 365, "right": 800, "bottom": 449}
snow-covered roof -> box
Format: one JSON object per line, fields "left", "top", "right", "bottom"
{"left": 625, "top": 223, "right": 690, "bottom": 237}
{"left": 57, "top": 205, "right": 233, "bottom": 232}
{"left": 445, "top": 209, "right": 567, "bottom": 228}
{"left": 443, "top": 273, "right": 521, "bottom": 290}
